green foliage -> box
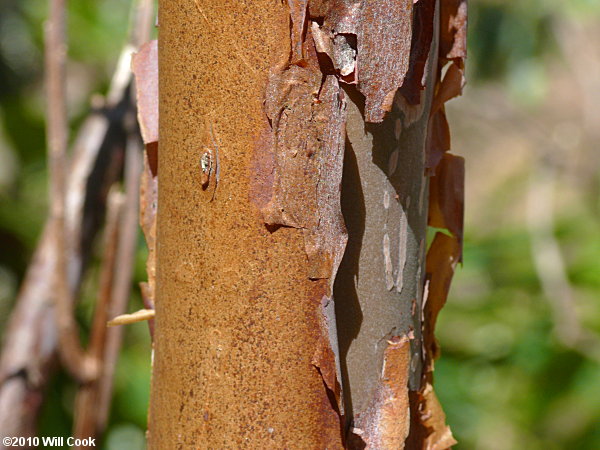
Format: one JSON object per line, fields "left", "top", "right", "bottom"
{"left": 436, "top": 217, "right": 600, "bottom": 448}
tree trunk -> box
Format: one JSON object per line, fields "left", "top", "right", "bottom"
{"left": 149, "top": 0, "right": 465, "bottom": 448}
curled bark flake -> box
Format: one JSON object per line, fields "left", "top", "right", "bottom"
{"left": 430, "top": 61, "right": 465, "bottom": 114}
{"left": 307, "top": 0, "right": 361, "bottom": 80}
{"left": 311, "top": 21, "right": 334, "bottom": 57}
{"left": 356, "top": 0, "right": 413, "bottom": 122}
{"left": 439, "top": 0, "right": 467, "bottom": 62}
{"left": 398, "top": 0, "right": 437, "bottom": 105}
{"left": 132, "top": 40, "right": 158, "bottom": 145}
{"left": 132, "top": 38, "right": 158, "bottom": 315}
{"left": 395, "top": 92, "right": 428, "bottom": 129}
{"left": 422, "top": 232, "right": 460, "bottom": 367}
{"left": 428, "top": 153, "right": 464, "bottom": 246}
{"left": 333, "top": 34, "right": 357, "bottom": 77}
{"left": 421, "top": 388, "right": 457, "bottom": 450}
{"left": 425, "top": 108, "right": 450, "bottom": 172}
{"left": 350, "top": 336, "right": 411, "bottom": 449}
{"left": 288, "top": 0, "right": 309, "bottom": 64}
{"left": 312, "top": 320, "right": 343, "bottom": 411}
{"left": 107, "top": 309, "right": 155, "bottom": 327}
{"left": 419, "top": 3, "right": 466, "bottom": 174}
{"left": 425, "top": 61, "right": 465, "bottom": 173}
{"left": 408, "top": 383, "right": 457, "bottom": 450}
{"left": 140, "top": 151, "right": 158, "bottom": 310}
{"left": 318, "top": 0, "right": 361, "bottom": 35}
{"left": 260, "top": 67, "right": 348, "bottom": 283}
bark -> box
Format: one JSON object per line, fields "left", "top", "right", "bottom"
{"left": 336, "top": 33, "right": 436, "bottom": 427}
{"left": 150, "top": 0, "right": 465, "bottom": 448}
{"left": 150, "top": 2, "right": 344, "bottom": 447}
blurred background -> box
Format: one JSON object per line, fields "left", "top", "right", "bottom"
{"left": 0, "top": 0, "right": 599, "bottom": 448}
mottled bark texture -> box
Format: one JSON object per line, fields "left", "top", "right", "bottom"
{"left": 150, "top": 0, "right": 465, "bottom": 448}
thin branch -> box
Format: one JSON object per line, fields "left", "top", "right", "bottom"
{"left": 46, "top": 0, "right": 98, "bottom": 383}
{"left": 0, "top": 0, "right": 151, "bottom": 438}
{"left": 93, "top": 0, "right": 156, "bottom": 430}
{"left": 74, "top": 0, "right": 154, "bottom": 440}
{"left": 73, "top": 190, "right": 124, "bottom": 440}
{"left": 95, "top": 128, "right": 144, "bottom": 433}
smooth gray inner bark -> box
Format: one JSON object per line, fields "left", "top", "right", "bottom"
{"left": 334, "top": 12, "right": 439, "bottom": 422}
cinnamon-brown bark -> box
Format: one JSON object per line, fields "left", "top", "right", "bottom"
{"left": 150, "top": 0, "right": 466, "bottom": 448}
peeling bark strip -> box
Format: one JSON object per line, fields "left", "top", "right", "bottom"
{"left": 255, "top": 3, "right": 351, "bottom": 431}
{"left": 261, "top": 69, "right": 347, "bottom": 282}
{"left": 428, "top": 153, "right": 464, "bottom": 244}
{"left": 132, "top": 40, "right": 159, "bottom": 145}
{"left": 132, "top": 41, "right": 158, "bottom": 333}
{"left": 407, "top": 383, "right": 457, "bottom": 450}
{"left": 439, "top": 0, "right": 467, "bottom": 62}
{"left": 399, "top": 0, "right": 437, "bottom": 105}
{"left": 350, "top": 336, "right": 411, "bottom": 449}
{"left": 406, "top": 1, "right": 467, "bottom": 446}
{"left": 356, "top": 0, "right": 413, "bottom": 122}
{"left": 139, "top": 151, "right": 157, "bottom": 333}
{"left": 151, "top": 0, "right": 466, "bottom": 446}
{"left": 422, "top": 232, "right": 460, "bottom": 367}
{"left": 255, "top": 0, "right": 417, "bottom": 432}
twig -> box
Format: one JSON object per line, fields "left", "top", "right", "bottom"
{"left": 0, "top": 0, "right": 151, "bottom": 438}
{"left": 95, "top": 125, "right": 144, "bottom": 434}
{"left": 73, "top": 0, "right": 154, "bottom": 440}
{"left": 46, "top": 0, "right": 98, "bottom": 383}
{"left": 73, "top": 191, "right": 124, "bottom": 440}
